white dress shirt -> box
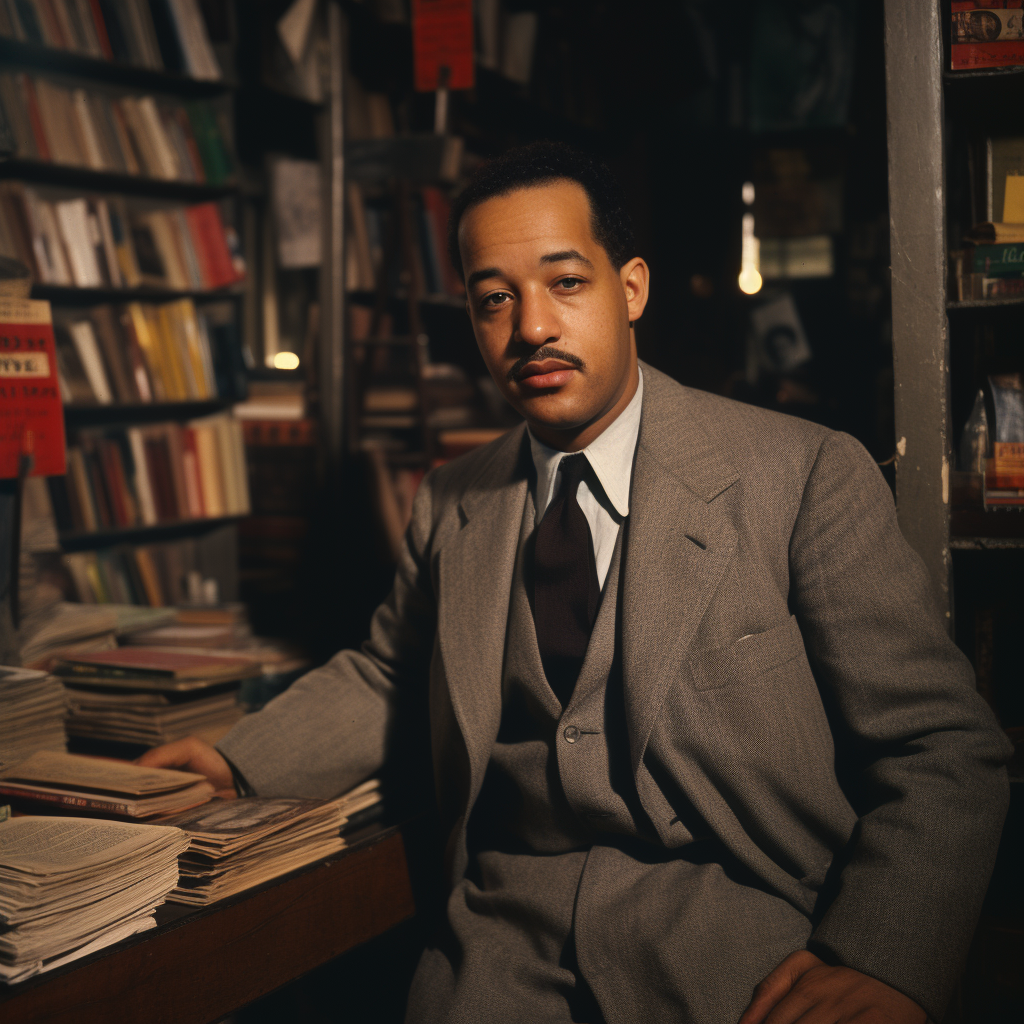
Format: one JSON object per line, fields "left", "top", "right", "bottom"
{"left": 528, "top": 367, "right": 643, "bottom": 589}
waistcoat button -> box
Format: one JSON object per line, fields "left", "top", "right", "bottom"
{"left": 563, "top": 725, "right": 580, "bottom": 743}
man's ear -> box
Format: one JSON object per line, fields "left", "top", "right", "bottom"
{"left": 621, "top": 257, "right": 650, "bottom": 323}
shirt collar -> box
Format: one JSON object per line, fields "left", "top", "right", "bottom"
{"left": 528, "top": 366, "right": 643, "bottom": 519}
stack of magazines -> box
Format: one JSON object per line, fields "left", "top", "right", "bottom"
{"left": 0, "top": 816, "right": 188, "bottom": 984}
{"left": 162, "top": 780, "right": 383, "bottom": 906}
{"left": 54, "top": 648, "right": 259, "bottom": 750}
{"left": 0, "top": 666, "right": 67, "bottom": 770}
{"left": 0, "top": 751, "right": 214, "bottom": 819}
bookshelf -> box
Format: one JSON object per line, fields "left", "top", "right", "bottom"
{"left": 0, "top": 0, "right": 250, "bottom": 608}
{"left": 884, "top": 2, "right": 1023, "bottom": 1020}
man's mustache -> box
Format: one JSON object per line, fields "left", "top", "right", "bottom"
{"left": 506, "top": 346, "right": 586, "bottom": 382}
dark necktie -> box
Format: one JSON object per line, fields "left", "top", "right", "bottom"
{"left": 534, "top": 453, "right": 601, "bottom": 706}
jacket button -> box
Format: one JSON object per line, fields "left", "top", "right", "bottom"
{"left": 563, "top": 725, "right": 580, "bottom": 743}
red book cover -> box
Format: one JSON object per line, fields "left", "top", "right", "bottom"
{"left": 88, "top": 0, "right": 114, "bottom": 60}
{"left": 35, "top": 0, "right": 68, "bottom": 48}
{"left": 411, "top": 0, "right": 474, "bottom": 92}
{"left": 181, "top": 426, "right": 205, "bottom": 518}
{"left": 0, "top": 298, "right": 66, "bottom": 479}
{"left": 183, "top": 203, "right": 241, "bottom": 289}
{"left": 97, "top": 438, "right": 130, "bottom": 527}
{"left": 952, "top": 41, "right": 1024, "bottom": 68}
{"left": 18, "top": 75, "right": 51, "bottom": 163}
{"left": 144, "top": 434, "right": 177, "bottom": 521}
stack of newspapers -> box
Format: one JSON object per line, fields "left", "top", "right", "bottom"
{"left": 0, "top": 816, "right": 188, "bottom": 984}
{"left": 0, "top": 666, "right": 67, "bottom": 770}
{"left": 162, "top": 780, "right": 383, "bottom": 906}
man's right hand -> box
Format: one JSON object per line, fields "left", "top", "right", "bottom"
{"left": 136, "top": 737, "right": 238, "bottom": 800}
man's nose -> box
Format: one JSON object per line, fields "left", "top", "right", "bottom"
{"left": 515, "top": 289, "right": 560, "bottom": 348}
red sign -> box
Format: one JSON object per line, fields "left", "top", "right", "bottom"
{"left": 412, "top": 0, "right": 475, "bottom": 92}
{"left": 0, "top": 298, "right": 66, "bottom": 478}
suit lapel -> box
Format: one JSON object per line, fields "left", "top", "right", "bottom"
{"left": 623, "top": 365, "right": 739, "bottom": 775}
{"left": 437, "top": 425, "right": 529, "bottom": 802}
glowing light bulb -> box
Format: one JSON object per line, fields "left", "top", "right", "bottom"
{"left": 738, "top": 212, "right": 763, "bottom": 295}
{"left": 273, "top": 351, "right": 300, "bottom": 370}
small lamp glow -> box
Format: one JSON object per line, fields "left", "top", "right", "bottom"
{"left": 738, "top": 267, "right": 763, "bottom": 295}
{"left": 273, "top": 351, "right": 300, "bottom": 370}
{"left": 738, "top": 212, "right": 762, "bottom": 295}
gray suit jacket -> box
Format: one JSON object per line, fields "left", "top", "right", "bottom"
{"left": 218, "top": 362, "right": 1011, "bottom": 1020}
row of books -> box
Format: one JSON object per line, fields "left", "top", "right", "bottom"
{"left": 55, "top": 299, "right": 225, "bottom": 404}
{"left": 0, "top": 0, "right": 222, "bottom": 80}
{"left": 345, "top": 182, "right": 464, "bottom": 300}
{"left": 0, "top": 184, "right": 244, "bottom": 290}
{"left": 62, "top": 538, "right": 226, "bottom": 607}
{"left": 952, "top": 2, "right": 1024, "bottom": 69}
{"left": 0, "top": 72, "right": 234, "bottom": 183}
{"left": 49, "top": 413, "right": 250, "bottom": 535}
{"left": 950, "top": 223, "right": 1024, "bottom": 301}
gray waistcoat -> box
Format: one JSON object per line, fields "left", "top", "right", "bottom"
{"left": 467, "top": 487, "right": 651, "bottom": 858}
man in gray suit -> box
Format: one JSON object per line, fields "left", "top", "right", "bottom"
{"left": 142, "top": 143, "right": 1011, "bottom": 1024}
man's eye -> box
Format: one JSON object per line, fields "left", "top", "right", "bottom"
{"left": 482, "top": 292, "right": 510, "bottom": 307}
{"left": 558, "top": 277, "right": 583, "bottom": 290}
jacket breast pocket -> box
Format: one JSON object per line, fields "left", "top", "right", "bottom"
{"left": 688, "top": 615, "right": 804, "bottom": 691}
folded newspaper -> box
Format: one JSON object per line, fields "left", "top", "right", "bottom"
{"left": 0, "top": 816, "right": 188, "bottom": 983}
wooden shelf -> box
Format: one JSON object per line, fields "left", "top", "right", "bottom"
{"left": 947, "top": 296, "right": 1024, "bottom": 310}
{"left": 0, "top": 37, "right": 236, "bottom": 96}
{"left": 32, "top": 283, "right": 243, "bottom": 305}
{"left": 59, "top": 515, "right": 243, "bottom": 551}
{"left": 0, "top": 159, "right": 238, "bottom": 201}
{"left": 64, "top": 400, "right": 231, "bottom": 425}
{"left": 944, "top": 66, "right": 1024, "bottom": 81}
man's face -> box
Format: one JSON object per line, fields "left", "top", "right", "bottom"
{"left": 459, "top": 180, "right": 648, "bottom": 451}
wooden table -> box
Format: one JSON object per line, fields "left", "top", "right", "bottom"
{"left": 0, "top": 824, "right": 416, "bottom": 1024}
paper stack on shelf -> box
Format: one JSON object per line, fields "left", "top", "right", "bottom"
{"left": 0, "top": 751, "right": 215, "bottom": 819}
{"left": 65, "top": 685, "right": 243, "bottom": 748}
{"left": 161, "top": 780, "right": 382, "bottom": 906}
{"left": 18, "top": 602, "right": 119, "bottom": 669}
{"left": 0, "top": 667, "right": 67, "bottom": 771}
{"left": 0, "top": 815, "right": 189, "bottom": 984}
{"left": 53, "top": 647, "right": 259, "bottom": 750}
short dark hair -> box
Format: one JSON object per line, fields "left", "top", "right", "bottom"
{"left": 447, "top": 141, "right": 636, "bottom": 279}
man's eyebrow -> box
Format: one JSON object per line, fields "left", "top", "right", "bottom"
{"left": 540, "top": 249, "right": 594, "bottom": 268}
{"left": 466, "top": 267, "right": 501, "bottom": 289}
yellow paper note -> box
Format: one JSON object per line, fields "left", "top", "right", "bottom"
{"left": 1004, "top": 173, "right": 1024, "bottom": 224}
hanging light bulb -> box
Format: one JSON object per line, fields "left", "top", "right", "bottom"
{"left": 273, "top": 351, "right": 300, "bottom": 370}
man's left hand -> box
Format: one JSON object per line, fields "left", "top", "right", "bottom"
{"left": 738, "top": 950, "right": 928, "bottom": 1024}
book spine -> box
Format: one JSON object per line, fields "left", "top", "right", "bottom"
{"left": 971, "top": 243, "right": 1024, "bottom": 275}
{"left": 87, "top": 0, "right": 113, "bottom": 59}
{"left": 0, "top": 786, "right": 135, "bottom": 816}
{"left": 952, "top": 41, "right": 1024, "bottom": 69}
{"left": 18, "top": 74, "right": 51, "bottom": 162}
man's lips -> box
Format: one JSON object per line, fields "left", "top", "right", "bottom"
{"left": 515, "top": 359, "right": 579, "bottom": 390}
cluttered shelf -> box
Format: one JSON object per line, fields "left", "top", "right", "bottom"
{"left": 0, "top": 821, "right": 413, "bottom": 1024}
{"left": 59, "top": 515, "right": 244, "bottom": 552}
{"left": 0, "top": 161, "right": 238, "bottom": 202}
{"left": 0, "top": 37, "right": 236, "bottom": 97}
